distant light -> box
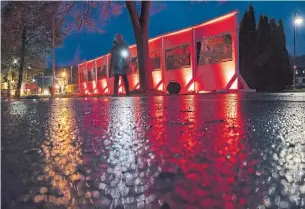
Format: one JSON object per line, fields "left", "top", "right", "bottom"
{"left": 13, "top": 59, "right": 17, "bottom": 64}
{"left": 43, "top": 89, "right": 49, "bottom": 95}
{"left": 28, "top": 66, "right": 31, "bottom": 69}
{"left": 62, "top": 72, "right": 66, "bottom": 77}
{"left": 295, "top": 17, "right": 303, "bottom": 25}
{"left": 32, "top": 79, "right": 36, "bottom": 82}
{"left": 56, "top": 84, "right": 59, "bottom": 88}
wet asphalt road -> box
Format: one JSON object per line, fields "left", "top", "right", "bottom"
{"left": 1, "top": 93, "right": 305, "bottom": 209}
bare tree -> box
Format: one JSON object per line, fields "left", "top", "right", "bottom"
{"left": 126, "top": 1, "right": 151, "bottom": 92}
{"left": 2, "top": 1, "right": 154, "bottom": 95}
{"left": 1, "top": 1, "right": 63, "bottom": 98}
{"left": 58, "top": 1, "right": 151, "bottom": 92}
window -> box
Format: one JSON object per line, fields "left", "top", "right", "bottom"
{"left": 302, "top": 78, "right": 305, "bottom": 83}
{"left": 150, "top": 50, "right": 161, "bottom": 71}
{"left": 165, "top": 44, "right": 191, "bottom": 70}
{"left": 197, "top": 33, "right": 232, "bottom": 66}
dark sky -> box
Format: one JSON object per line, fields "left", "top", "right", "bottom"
{"left": 51, "top": 1, "right": 305, "bottom": 67}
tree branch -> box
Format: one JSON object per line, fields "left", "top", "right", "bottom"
{"left": 77, "top": 3, "right": 91, "bottom": 31}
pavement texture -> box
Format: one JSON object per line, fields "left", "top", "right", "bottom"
{"left": 1, "top": 93, "right": 305, "bottom": 209}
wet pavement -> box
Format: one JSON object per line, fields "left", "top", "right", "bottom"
{"left": 1, "top": 93, "right": 305, "bottom": 209}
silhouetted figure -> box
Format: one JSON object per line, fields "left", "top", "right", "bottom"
{"left": 109, "top": 34, "right": 130, "bottom": 96}
{"left": 49, "top": 86, "right": 52, "bottom": 96}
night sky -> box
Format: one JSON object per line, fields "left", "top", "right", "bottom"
{"left": 52, "top": 1, "right": 305, "bottom": 67}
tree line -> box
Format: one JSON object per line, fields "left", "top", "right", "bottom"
{"left": 239, "top": 4, "right": 293, "bottom": 91}
{"left": 1, "top": 1, "right": 151, "bottom": 98}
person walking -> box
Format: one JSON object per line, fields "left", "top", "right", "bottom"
{"left": 109, "top": 34, "right": 130, "bottom": 96}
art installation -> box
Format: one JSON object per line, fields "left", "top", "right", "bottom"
{"left": 197, "top": 34, "right": 233, "bottom": 66}
{"left": 78, "top": 11, "right": 250, "bottom": 95}
{"left": 165, "top": 44, "right": 191, "bottom": 70}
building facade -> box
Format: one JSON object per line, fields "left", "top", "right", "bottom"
{"left": 295, "top": 66, "right": 305, "bottom": 88}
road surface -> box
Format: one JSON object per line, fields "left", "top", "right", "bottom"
{"left": 2, "top": 93, "right": 305, "bottom": 209}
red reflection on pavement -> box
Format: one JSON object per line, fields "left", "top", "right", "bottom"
{"left": 147, "top": 94, "right": 261, "bottom": 208}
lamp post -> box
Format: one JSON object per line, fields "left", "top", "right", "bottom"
{"left": 293, "top": 11, "right": 303, "bottom": 89}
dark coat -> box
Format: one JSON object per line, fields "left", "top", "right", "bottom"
{"left": 109, "top": 41, "right": 130, "bottom": 75}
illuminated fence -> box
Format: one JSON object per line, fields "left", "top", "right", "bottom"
{"left": 78, "top": 11, "right": 250, "bottom": 96}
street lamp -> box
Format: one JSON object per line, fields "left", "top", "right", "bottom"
{"left": 295, "top": 16, "right": 303, "bottom": 25}
{"left": 293, "top": 11, "right": 303, "bottom": 89}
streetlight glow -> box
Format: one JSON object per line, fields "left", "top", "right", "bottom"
{"left": 295, "top": 17, "right": 303, "bottom": 25}
{"left": 13, "top": 59, "right": 17, "bottom": 64}
{"left": 62, "top": 72, "right": 66, "bottom": 77}
{"left": 28, "top": 66, "right": 31, "bottom": 69}
{"left": 32, "top": 79, "right": 36, "bottom": 82}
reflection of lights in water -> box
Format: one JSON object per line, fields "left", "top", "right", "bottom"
{"left": 268, "top": 133, "right": 305, "bottom": 207}
{"left": 105, "top": 99, "right": 138, "bottom": 207}
{"left": 9, "top": 101, "right": 28, "bottom": 116}
{"left": 181, "top": 95, "right": 197, "bottom": 152}
{"left": 35, "top": 99, "right": 83, "bottom": 208}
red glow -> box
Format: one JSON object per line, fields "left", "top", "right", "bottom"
{"left": 78, "top": 95, "right": 264, "bottom": 207}
{"left": 78, "top": 11, "right": 245, "bottom": 96}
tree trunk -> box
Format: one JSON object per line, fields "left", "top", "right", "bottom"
{"left": 15, "top": 26, "right": 26, "bottom": 98}
{"left": 134, "top": 28, "right": 150, "bottom": 92}
{"left": 126, "top": 1, "right": 151, "bottom": 92}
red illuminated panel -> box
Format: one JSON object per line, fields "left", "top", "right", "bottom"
{"left": 106, "top": 54, "right": 114, "bottom": 95}
{"left": 127, "top": 45, "right": 139, "bottom": 92}
{"left": 163, "top": 29, "right": 194, "bottom": 94}
{"left": 149, "top": 37, "right": 162, "bottom": 91}
{"left": 194, "top": 12, "right": 238, "bottom": 91}
{"left": 85, "top": 60, "right": 96, "bottom": 95}
{"left": 96, "top": 56, "right": 108, "bottom": 95}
